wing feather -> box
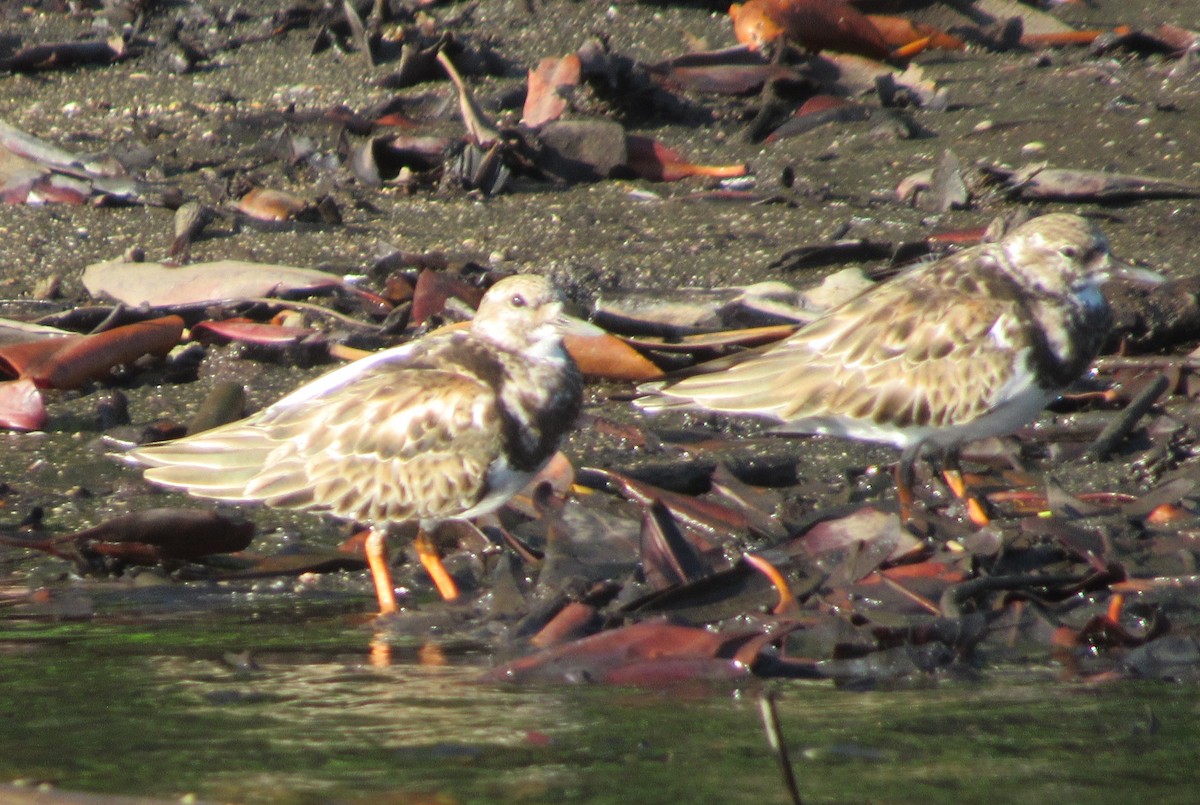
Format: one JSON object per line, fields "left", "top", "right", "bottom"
{"left": 642, "top": 279, "right": 1034, "bottom": 433}
{"left": 132, "top": 365, "right": 504, "bottom": 524}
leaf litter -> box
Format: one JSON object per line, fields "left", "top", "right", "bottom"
{"left": 0, "top": 0, "right": 1197, "bottom": 705}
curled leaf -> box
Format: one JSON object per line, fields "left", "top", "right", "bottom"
{"left": 409, "top": 269, "right": 485, "bottom": 327}
{"left": 0, "top": 315, "right": 183, "bottom": 389}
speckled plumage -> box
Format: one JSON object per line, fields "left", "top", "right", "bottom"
{"left": 636, "top": 214, "right": 1115, "bottom": 457}
{"left": 131, "top": 274, "right": 583, "bottom": 536}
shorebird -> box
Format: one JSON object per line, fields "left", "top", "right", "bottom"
{"left": 128, "top": 274, "right": 585, "bottom": 614}
{"left": 636, "top": 214, "right": 1118, "bottom": 520}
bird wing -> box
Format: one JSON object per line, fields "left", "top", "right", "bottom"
{"left": 132, "top": 364, "right": 505, "bottom": 524}
{"left": 642, "top": 277, "right": 1038, "bottom": 433}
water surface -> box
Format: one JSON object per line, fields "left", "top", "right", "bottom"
{"left": 2, "top": 590, "right": 1196, "bottom": 804}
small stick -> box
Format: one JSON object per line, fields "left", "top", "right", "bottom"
{"left": 1084, "top": 373, "right": 1170, "bottom": 461}
{"left": 1095, "top": 356, "right": 1200, "bottom": 371}
{"left": 758, "top": 691, "right": 803, "bottom": 805}
{"left": 436, "top": 50, "right": 502, "bottom": 147}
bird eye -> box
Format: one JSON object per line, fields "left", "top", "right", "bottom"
{"left": 1060, "top": 246, "right": 1079, "bottom": 259}
{"left": 510, "top": 294, "right": 527, "bottom": 308}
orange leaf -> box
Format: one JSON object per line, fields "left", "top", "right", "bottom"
{"left": 237, "top": 187, "right": 309, "bottom": 221}
{"left": 730, "top": 0, "right": 891, "bottom": 60}
{"left": 564, "top": 333, "right": 663, "bottom": 381}
{"left": 866, "top": 15, "right": 964, "bottom": 51}
{"left": 522, "top": 53, "right": 582, "bottom": 128}
{"left": 1020, "top": 29, "right": 1106, "bottom": 47}
{"left": 625, "top": 135, "right": 747, "bottom": 182}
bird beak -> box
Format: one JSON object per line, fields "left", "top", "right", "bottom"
{"left": 1101, "top": 253, "right": 1165, "bottom": 286}
{"left": 556, "top": 312, "right": 606, "bottom": 337}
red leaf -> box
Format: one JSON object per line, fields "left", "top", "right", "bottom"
{"left": 409, "top": 270, "right": 485, "bottom": 327}
{"left": 530, "top": 602, "right": 602, "bottom": 649}
{"left": 625, "top": 135, "right": 748, "bottom": 182}
{"left": 0, "top": 378, "right": 45, "bottom": 431}
{"left": 0, "top": 315, "right": 184, "bottom": 389}
{"left": 190, "top": 318, "right": 317, "bottom": 345}
{"left": 485, "top": 619, "right": 766, "bottom": 684}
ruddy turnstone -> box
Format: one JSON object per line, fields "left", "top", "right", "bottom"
{"left": 636, "top": 213, "right": 1118, "bottom": 518}
{"left": 127, "top": 274, "right": 585, "bottom": 614}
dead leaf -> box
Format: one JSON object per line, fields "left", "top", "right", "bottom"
{"left": 0, "top": 378, "right": 46, "bottom": 431}
{"left": 0, "top": 508, "right": 255, "bottom": 569}
{"left": 522, "top": 54, "right": 582, "bottom": 128}
{"left": 867, "top": 15, "right": 965, "bottom": 51}
{"left": 82, "top": 259, "right": 344, "bottom": 306}
{"left": 0, "top": 36, "right": 128, "bottom": 73}
{"left": 729, "top": 0, "right": 891, "bottom": 60}
{"left": 563, "top": 333, "right": 663, "bottom": 381}
{"left": 189, "top": 318, "right": 318, "bottom": 346}
{"left": 237, "top": 187, "right": 310, "bottom": 221}
{"left": 984, "top": 163, "right": 1200, "bottom": 201}
{"left": 0, "top": 119, "right": 145, "bottom": 204}
{"left": 409, "top": 269, "right": 484, "bottom": 327}
{"left": 0, "top": 315, "right": 183, "bottom": 389}
{"left": 484, "top": 618, "right": 770, "bottom": 684}
{"left": 625, "top": 136, "right": 748, "bottom": 182}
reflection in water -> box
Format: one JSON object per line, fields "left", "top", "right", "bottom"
{"left": 154, "top": 654, "right": 583, "bottom": 752}
{"left": 3, "top": 608, "right": 1200, "bottom": 804}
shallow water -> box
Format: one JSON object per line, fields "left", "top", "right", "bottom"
{"left": 2, "top": 589, "right": 1198, "bottom": 805}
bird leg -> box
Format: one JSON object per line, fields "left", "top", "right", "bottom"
{"left": 940, "top": 449, "right": 990, "bottom": 527}
{"left": 895, "top": 442, "right": 921, "bottom": 522}
{"left": 415, "top": 526, "right": 460, "bottom": 602}
{"left": 364, "top": 527, "right": 399, "bottom": 616}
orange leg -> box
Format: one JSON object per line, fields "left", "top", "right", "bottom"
{"left": 365, "top": 528, "right": 399, "bottom": 616}
{"left": 416, "top": 527, "right": 460, "bottom": 601}
{"left": 1105, "top": 593, "right": 1125, "bottom": 625}
{"left": 942, "top": 453, "right": 990, "bottom": 527}
{"left": 895, "top": 457, "right": 916, "bottom": 522}
{"left": 942, "top": 467, "right": 967, "bottom": 499}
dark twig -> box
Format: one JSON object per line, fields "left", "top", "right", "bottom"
{"left": 940, "top": 572, "right": 1098, "bottom": 618}
{"left": 88, "top": 302, "right": 130, "bottom": 335}
{"left": 758, "top": 691, "right": 803, "bottom": 805}
{"left": 1095, "top": 356, "right": 1200, "bottom": 371}
{"left": 1084, "top": 373, "right": 1170, "bottom": 461}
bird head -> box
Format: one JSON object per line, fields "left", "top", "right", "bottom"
{"left": 998, "top": 213, "right": 1124, "bottom": 297}
{"left": 471, "top": 274, "right": 597, "bottom": 357}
